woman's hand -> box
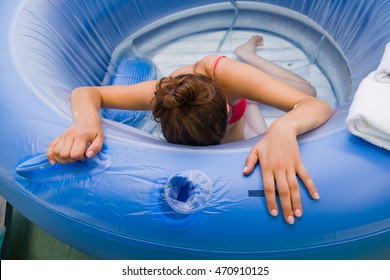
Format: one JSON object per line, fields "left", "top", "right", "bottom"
{"left": 243, "top": 119, "right": 320, "bottom": 224}
{"left": 46, "top": 119, "right": 104, "bottom": 165}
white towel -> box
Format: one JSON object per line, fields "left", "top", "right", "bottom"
{"left": 374, "top": 42, "right": 390, "bottom": 83}
{"left": 346, "top": 72, "right": 390, "bottom": 151}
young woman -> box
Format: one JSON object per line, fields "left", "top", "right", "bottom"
{"left": 47, "top": 35, "right": 332, "bottom": 224}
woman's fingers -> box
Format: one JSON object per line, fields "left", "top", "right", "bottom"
{"left": 47, "top": 135, "right": 93, "bottom": 164}
{"left": 85, "top": 132, "right": 104, "bottom": 158}
{"left": 274, "top": 167, "right": 318, "bottom": 224}
{"left": 263, "top": 170, "right": 303, "bottom": 225}
{"left": 70, "top": 137, "right": 89, "bottom": 161}
{"left": 274, "top": 170, "right": 295, "bottom": 224}
{"left": 243, "top": 146, "right": 259, "bottom": 175}
{"left": 46, "top": 122, "right": 104, "bottom": 165}
{"left": 52, "top": 135, "right": 79, "bottom": 164}
{"left": 46, "top": 137, "right": 60, "bottom": 165}
{"left": 262, "top": 169, "right": 278, "bottom": 217}
{"left": 297, "top": 164, "right": 320, "bottom": 200}
{"left": 287, "top": 169, "right": 303, "bottom": 218}
{"left": 246, "top": 146, "right": 318, "bottom": 224}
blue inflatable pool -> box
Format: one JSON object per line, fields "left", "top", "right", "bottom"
{"left": 1, "top": 0, "right": 390, "bottom": 259}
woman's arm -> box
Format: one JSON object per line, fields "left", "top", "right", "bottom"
{"left": 205, "top": 55, "right": 332, "bottom": 224}
{"left": 243, "top": 99, "right": 332, "bottom": 224}
{"left": 46, "top": 81, "right": 157, "bottom": 164}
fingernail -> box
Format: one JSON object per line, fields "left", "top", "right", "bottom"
{"left": 287, "top": 215, "right": 295, "bottom": 224}
{"left": 243, "top": 166, "right": 248, "bottom": 173}
{"left": 313, "top": 192, "right": 320, "bottom": 200}
{"left": 49, "top": 160, "right": 56, "bottom": 165}
{"left": 86, "top": 150, "right": 94, "bottom": 158}
{"left": 294, "top": 209, "right": 302, "bottom": 217}
{"left": 270, "top": 209, "right": 278, "bottom": 216}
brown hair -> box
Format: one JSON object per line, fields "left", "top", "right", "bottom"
{"left": 152, "top": 74, "right": 227, "bottom": 146}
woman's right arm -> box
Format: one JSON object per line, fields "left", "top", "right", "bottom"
{"left": 46, "top": 81, "right": 157, "bottom": 164}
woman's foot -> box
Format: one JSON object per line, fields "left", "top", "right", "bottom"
{"left": 234, "top": 35, "right": 264, "bottom": 58}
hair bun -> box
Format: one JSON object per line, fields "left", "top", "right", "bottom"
{"left": 156, "top": 75, "right": 205, "bottom": 109}
{"left": 152, "top": 73, "right": 223, "bottom": 117}
{"left": 168, "top": 85, "right": 197, "bottom": 107}
{"left": 152, "top": 73, "right": 227, "bottom": 145}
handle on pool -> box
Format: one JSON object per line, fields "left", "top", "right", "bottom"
{"left": 16, "top": 152, "right": 111, "bottom": 182}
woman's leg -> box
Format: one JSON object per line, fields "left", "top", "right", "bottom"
{"left": 243, "top": 100, "right": 267, "bottom": 138}
{"left": 234, "top": 35, "right": 316, "bottom": 97}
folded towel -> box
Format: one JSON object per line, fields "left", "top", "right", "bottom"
{"left": 346, "top": 72, "right": 390, "bottom": 151}
{"left": 374, "top": 42, "right": 390, "bottom": 83}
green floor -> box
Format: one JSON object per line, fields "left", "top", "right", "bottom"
{"left": 2, "top": 207, "right": 94, "bottom": 260}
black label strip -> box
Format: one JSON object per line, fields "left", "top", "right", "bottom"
{"left": 248, "top": 190, "right": 279, "bottom": 197}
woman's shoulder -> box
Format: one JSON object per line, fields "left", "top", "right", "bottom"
{"left": 169, "top": 55, "right": 224, "bottom": 77}
{"left": 196, "top": 55, "right": 224, "bottom": 76}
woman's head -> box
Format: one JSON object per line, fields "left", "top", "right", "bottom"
{"left": 152, "top": 74, "right": 227, "bottom": 146}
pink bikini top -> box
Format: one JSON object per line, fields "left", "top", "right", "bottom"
{"left": 213, "top": 56, "right": 247, "bottom": 125}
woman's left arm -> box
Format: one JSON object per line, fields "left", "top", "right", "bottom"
{"left": 243, "top": 99, "right": 332, "bottom": 224}
{"left": 205, "top": 55, "right": 333, "bottom": 224}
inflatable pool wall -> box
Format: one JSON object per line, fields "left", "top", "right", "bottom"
{"left": 1, "top": 0, "right": 390, "bottom": 259}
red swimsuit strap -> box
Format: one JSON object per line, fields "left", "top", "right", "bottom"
{"left": 213, "top": 55, "right": 226, "bottom": 76}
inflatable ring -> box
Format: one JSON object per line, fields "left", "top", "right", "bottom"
{"left": 1, "top": 0, "right": 390, "bottom": 259}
